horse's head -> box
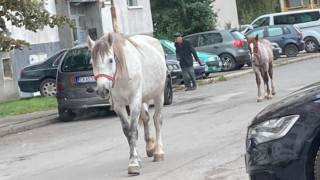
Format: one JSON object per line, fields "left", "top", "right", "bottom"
{"left": 87, "top": 35, "right": 116, "bottom": 99}
{"left": 246, "top": 34, "right": 259, "bottom": 62}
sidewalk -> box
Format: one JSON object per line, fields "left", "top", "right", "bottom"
{"left": 1, "top": 53, "right": 319, "bottom": 137}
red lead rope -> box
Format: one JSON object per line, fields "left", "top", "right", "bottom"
{"left": 94, "top": 65, "right": 118, "bottom": 87}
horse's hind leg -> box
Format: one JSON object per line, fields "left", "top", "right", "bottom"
{"left": 140, "top": 103, "right": 155, "bottom": 157}
{"left": 268, "top": 63, "right": 276, "bottom": 95}
{"left": 152, "top": 95, "right": 164, "bottom": 162}
{"left": 262, "top": 69, "right": 272, "bottom": 99}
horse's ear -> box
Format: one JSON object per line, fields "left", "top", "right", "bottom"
{"left": 108, "top": 33, "right": 113, "bottom": 46}
{"left": 255, "top": 34, "right": 259, "bottom": 41}
{"left": 87, "top": 36, "right": 95, "bottom": 51}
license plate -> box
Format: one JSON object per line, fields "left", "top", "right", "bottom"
{"left": 76, "top": 76, "right": 96, "bottom": 83}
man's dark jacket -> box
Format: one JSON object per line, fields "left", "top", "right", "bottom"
{"left": 174, "top": 39, "right": 200, "bottom": 68}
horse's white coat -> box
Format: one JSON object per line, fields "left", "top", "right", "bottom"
{"left": 88, "top": 33, "right": 167, "bottom": 174}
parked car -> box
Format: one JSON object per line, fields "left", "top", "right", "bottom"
{"left": 56, "top": 43, "right": 173, "bottom": 122}
{"left": 183, "top": 30, "right": 251, "bottom": 71}
{"left": 245, "top": 25, "right": 305, "bottom": 57}
{"left": 160, "top": 39, "right": 222, "bottom": 77}
{"left": 246, "top": 81, "right": 320, "bottom": 180}
{"left": 243, "top": 9, "right": 320, "bottom": 53}
{"left": 18, "top": 49, "right": 68, "bottom": 97}
{"left": 165, "top": 58, "right": 183, "bottom": 86}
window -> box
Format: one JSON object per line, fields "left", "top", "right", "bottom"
{"left": 127, "top": 0, "right": 138, "bottom": 6}
{"left": 61, "top": 48, "right": 92, "bottom": 72}
{"left": 274, "top": 11, "right": 320, "bottom": 25}
{"left": 268, "top": 27, "right": 283, "bottom": 37}
{"left": 2, "top": 58, "right": 13, "bottom": 79}
{"left": 198, "top": 33, "right": 223, "bottom": 46}
{"left": 252, "top": 17, "right": 270, "bottom": 28}
{"left": 184, "top": 36, "right": 199, "bottom": 47}
{"left": 248, "top": 29, "right": 265, "bottom": 38}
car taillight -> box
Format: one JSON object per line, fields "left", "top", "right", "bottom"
{"left": 57, "top": 84, "right": 64, "bottom": 91}
{"left": 71, "top": 76, "right": 76, "bottom": 84}
{"left": 233, "top": 39, "right": 244, "bottom": 48}
{"left": 298, "top": 33, "right": 302, "bottom": 40}
{"left": 20, "top": 69, "right": 24, "bottom": 77}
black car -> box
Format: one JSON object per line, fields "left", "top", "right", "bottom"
{"left": 246, "top": 81, "right": 320, "bottom": 180}
{"left": 245, "top": 25, "right": 305, "bottom": 57}
{"left": 18, "top": 49, "right": 68, "bottom": 97}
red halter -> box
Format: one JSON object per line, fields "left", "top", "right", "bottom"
{"left": 94, "top": 65, "right": 118, "bottom": 87}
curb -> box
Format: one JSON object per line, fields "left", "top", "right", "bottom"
{"left": 0, "top": 110, "right": 59, "bottom": 137}
{"left": 174, "top": 53, "right": 320, "bottom": 91}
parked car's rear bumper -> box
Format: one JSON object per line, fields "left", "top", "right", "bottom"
{"left": 18, "top": 79, "right": 39, "bottom": 92}
{"left": 57, "top": 95, "right": 110, "bottom": 110}
{"left": 234, "top": 54, "right": 251, "bottom": 65}
{"left": 298, "top": 41, "right": 305, "bottom": 51}
{"left": 194, "top": 65, "right": 206, "bottom": 79}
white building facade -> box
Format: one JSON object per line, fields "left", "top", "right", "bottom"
{"left": 0, "top": 0, "right": 154, "bottom": 101}
{"left": 212, "top": 0, "right": 239, "bottom": 29}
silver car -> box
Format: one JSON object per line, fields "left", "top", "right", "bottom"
{"left": 184, "top": 30, "right": 251, "bottom": 71}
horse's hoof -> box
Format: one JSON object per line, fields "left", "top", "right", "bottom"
{"left": 146, "top": 146, "right": 155, "bottom": 157}
{"left": 153, "top": 154, "right": 164, "bottom": 162}
{"left": 272, "top": 92, "right": 276, "bottom": 95}
{"left": 257, "top": 99, "right": 263, "bottom": 102}
{"left": 128, "top": 165, "right": 140, "bottom": 175}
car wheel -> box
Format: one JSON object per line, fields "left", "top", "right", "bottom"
{"left": 305, "top": 37, "right": 319, "bottom": 53}
{"left": 220, "top": 54, "right": 236, "bottom": 71}
{"left": 58, "top": 108, "right": 76, "bottom": 122}
{"left": 40, "top": 78, "right": 56, "bottom": 97}
{"left": 164, "top": 76, "right": 173, "bottom": 105}
{"left": 284, "top": 44, "right": 298, "bottom": 57}
{"left": 205, "top": 72, "right": 210, "bottom": 78}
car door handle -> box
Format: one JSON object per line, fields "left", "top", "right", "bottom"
{"left": 281, "top": 37, "right": 285, "bottom": 39}
{"left": 213, "top": 46, "right": 219, "bottom": 49}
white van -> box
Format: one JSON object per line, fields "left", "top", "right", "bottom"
{"left": 246, "top": 9, "right": 320, "bottom": 53}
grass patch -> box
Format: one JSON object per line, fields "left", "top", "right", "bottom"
{"left": 218, "top": 75, "right": 228, "bottom": 82}
{"left": 0, "top": 97, "right": 57, "bottom": 118}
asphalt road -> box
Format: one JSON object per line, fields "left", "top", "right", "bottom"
{"left": 1, "top": 55, "right": 320, "bottom": 180}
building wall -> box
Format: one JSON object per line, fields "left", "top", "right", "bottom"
{"left": 101, "top": 0, "right": 154, "bottom": 36}
{"left": 212, "top": 0, "right": 239, "bottom": 29}
{"left": 280, "top": 0, "right": 320, "bottom": 11}
{"left": 0, "top": 0, "right": 61, "bottom": 101}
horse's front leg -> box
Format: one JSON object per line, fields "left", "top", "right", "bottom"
{"left": 254, "top": 68, "right": 263, "bottom": 102}
{"left": 127, "top": 100, "right": 142, "bottom": 175}
{"left": 114, "top": 105, "right": 141, "bottom": 175}
{"left": 152, "top": 95, "right": 165, "bottom": 162}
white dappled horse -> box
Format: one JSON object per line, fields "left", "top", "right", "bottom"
{"left": 88, "top": 33, "right": 167, "bottom": 175}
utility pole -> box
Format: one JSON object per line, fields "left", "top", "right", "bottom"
{"left": 110, "top": 0, "right": 119, "bottom": 33}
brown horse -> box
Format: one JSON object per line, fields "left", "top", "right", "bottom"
{"left": 246, "top": 35, "right": 276, "bottom": 102}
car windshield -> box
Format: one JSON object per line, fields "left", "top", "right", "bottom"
{"left": 162, "top": 40, "right": 175, "bottom": 50}
{"left": 231, "top": 31, "right": 246, "bottom": 40}
{"left": 61, "top": 48, "right": 92, "bottom": 72}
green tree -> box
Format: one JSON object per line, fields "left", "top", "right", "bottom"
{"left": 236, "top": 0, "right": 281, "bottom": 24}
{"left": 0, "top": 0, "right": 74, "bottom": 52}
{"left": 151, "top": 0, "right": 217, "bottom": 40}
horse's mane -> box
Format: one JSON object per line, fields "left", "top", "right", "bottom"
{"left": 91, "top": 33, "right": 140, "bottom": 73}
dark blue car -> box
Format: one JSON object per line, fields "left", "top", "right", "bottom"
{"left": 245, "top": 25, "right": 305, "bottom": 57}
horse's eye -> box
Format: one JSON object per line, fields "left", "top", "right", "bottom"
{"left": 109, "top": 58, "right": 113, "bottom": 63}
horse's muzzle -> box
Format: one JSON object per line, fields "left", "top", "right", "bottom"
{"left": 96, "top": 87, "right": 110, "bottom": 99}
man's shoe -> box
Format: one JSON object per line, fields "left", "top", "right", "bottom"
{"left": 190, "top": 86, "right": 197, "bottom": 91}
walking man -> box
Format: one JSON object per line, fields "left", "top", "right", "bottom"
{"left": 174, "top": 33, "right": 200, "bottom": 91}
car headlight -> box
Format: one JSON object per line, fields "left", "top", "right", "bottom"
{"left": 247, "top": 115, "right": 299, "bottom": 144}
{"left": 208, "top": 56, "right": 215, "bottom": 61}
{"left": 167, "top": 65, "right": 174, "bottom": 70}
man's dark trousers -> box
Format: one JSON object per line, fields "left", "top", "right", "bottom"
{"left": 182, "top": 65, "right": 196, "bottom": 88}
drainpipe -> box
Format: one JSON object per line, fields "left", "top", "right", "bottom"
{"left": 110, "top": 0, "right": 119, "bottom": 33}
